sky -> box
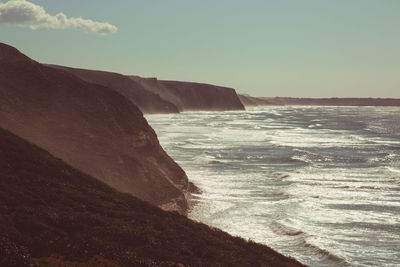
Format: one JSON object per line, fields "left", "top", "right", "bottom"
{"left": 0, "top": 0, "right": 399, "bottom": 97}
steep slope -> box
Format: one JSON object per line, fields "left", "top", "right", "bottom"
{"left": 48, "top": 65, "right": 179, "bottom": 114}
{"left": 131, "top": 76, "right": 245, "bottom": 111}
{"left": 0, "top": 43, "right": 191, "bottom": 212}
{"left": 0, "top": 127, "right": 304, "bottom": 267}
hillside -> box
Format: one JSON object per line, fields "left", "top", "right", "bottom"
{"left": 131, "top": 76, "right": 245, "bottom": 112}
{"left": 0, "top": 127, "right": 304, "bottom": 267}
{"left": 0, "top": 43, "right": 192, "bottom": 212}
{"left": 47, "top": 65, "right": 179, "bottom": 114}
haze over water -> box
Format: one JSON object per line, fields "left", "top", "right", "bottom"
{"left": 147, "top": 106, "right": 400, "bottom": 267}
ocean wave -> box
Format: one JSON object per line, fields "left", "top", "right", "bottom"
{"left": 301, "top": 240, "right": 349, "bottom": 266}
{"left": 208, "top": 160, "right": 226, "bottom": 165}
{"left": 386, "top": 166, "right": 400, "bottom": 174}
{"left": 308, "top": 123, "right": 323, "bottom": 128}
{"left": 290, "top": 149, "right": 332, "bottom": 164}
{"left": 269, "top": 222, "right": 349, "bottom": 266}
{"left": 269, "top": 221, "right": 304, "bottom": 236}
{"left": 272, "top": 172, "right": 291, "bottom": 179}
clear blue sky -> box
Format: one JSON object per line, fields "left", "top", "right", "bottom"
{"left": 1, "top": 0, "right": 399, "bottom": 97}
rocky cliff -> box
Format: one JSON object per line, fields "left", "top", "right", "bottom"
{"left": 131, "top": 76, "right": 245, "bottom": 112}
{"left": 0, "top": 127, "right": 304, "bottom": 267}
{"left": 47, "top": 66, "right": 244, "bottom": 113}
{"left": 48, "top": 65, "right": 179, "bottom": 114}
{"left": 0, "top": 43, "right": 191, "bottom": 212}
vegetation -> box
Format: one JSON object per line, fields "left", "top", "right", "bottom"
{"left": 37, "top": 255, "right": 119, "bottom": 267}
{"left": 0, "top": 128, "right": 304, "bottom": 267}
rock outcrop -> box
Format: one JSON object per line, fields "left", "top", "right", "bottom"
{"left": 0, "top": 43, "right": 191, "bottom": 212}
{"left": 131, "top": 76, "right": 245, "bottom": 112}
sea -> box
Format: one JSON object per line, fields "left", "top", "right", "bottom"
{"left": 146, "top": 106, "right": 400, "bottom": 267}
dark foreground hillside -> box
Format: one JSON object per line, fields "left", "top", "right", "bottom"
{"left": 0, "top": 128, "right": 304, "bottom": 267}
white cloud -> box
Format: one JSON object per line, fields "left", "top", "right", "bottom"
{"left": 0, "top": 0, "right": 117, "bottom": 34}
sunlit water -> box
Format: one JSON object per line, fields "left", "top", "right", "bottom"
{"left": 146, "top": 106, "right": 400, "bottom": 267}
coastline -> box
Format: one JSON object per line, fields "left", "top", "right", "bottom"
{"left": 0, "top": 43, "right": 306, "bottom": 266}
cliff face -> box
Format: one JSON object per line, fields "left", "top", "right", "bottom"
{"left": 131, "top": 76, "right": 245, "bottom": 112}
{"left": 0, "top": 43, "right": 190, "bottom": 212}
{"left": 0, "top": 127, "right": 304, "bottom": 267}
{"left": 48, "top": 65, "right": 179, "bottom": 114}
{"left": 48, "top": 66, "right": 245, "bottom": 113}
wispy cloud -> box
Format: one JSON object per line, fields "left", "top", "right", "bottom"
{"left": 0, "top": 0, "right": 117, "bottom": 34}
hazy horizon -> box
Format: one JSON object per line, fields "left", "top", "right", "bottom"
{"left": 1, "top": 0, "right": 399, "bottom": 98}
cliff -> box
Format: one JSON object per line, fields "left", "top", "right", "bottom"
{"left": 131, "top": 76, "right": 245, "bottom": 112}
{"left": 48, "top": 65, "right": 179, "bottom": 114}
{"left": 50, "top": 65, "right": 245, "bottom": 113}
{"left": 0, "top": 43, "right": 191, "bottom": 212}
{"left": 0, "top": 127, "right": 304, "bottom": 267}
